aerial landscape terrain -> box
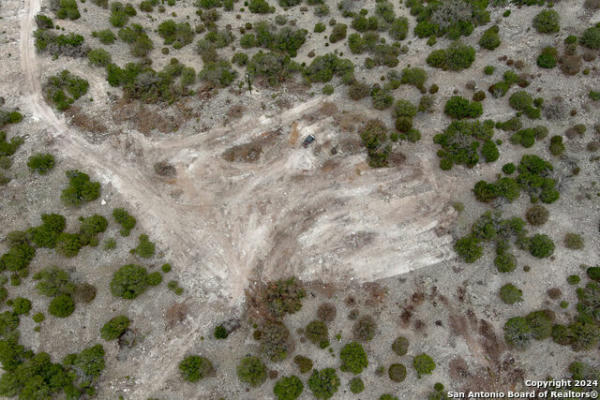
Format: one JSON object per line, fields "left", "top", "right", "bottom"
{"left": 0, "top": 0, "right": 598, "bottom": 398}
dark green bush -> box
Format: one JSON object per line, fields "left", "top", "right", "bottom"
{"left": 499, "top": 283, "right": 523, "bottom": 305}
{"left": 581, "top": 27, "right": 600, "bottom": 49}
{"left": 504, "top": 316, "right": 531, "bottom": 349}
{"left": 454, "top": 235, "right": 482, "bottom": 263}
{"left": 48, "top": 294, "right": 75, "bottom": 317}
{"left": 214, "top": 324, "right": 228, "bottom": 339}
{"left": 509, "top": 91, "right": 540, "bottom": 119}
{"left": 339, "top": 342, "right": 368, "bottom": 374}
{"left": 11, "top": 298, "right": 31, "bottom": 315}
{"left": 533, "top": 9, "right": 560, "bottom": 33}
{"left": 329, "top": 24, "right": 347, "bottom": 43}
{"left": 27, "top": 153, "right": 55, "bottom": 175}
{"left": 237, "top": 356, "right": 267, "bottom": 387}
{"left": 293, "top": 355, "right": 313, "bottom": 374}
{"left": 444, "top": 96, "right": 482, "bottom": 119}
{"left": 389, "top": 17, "right": 409, "bottom": 40}
{"left": 54, "top": 0, "right": 81, "bottom": 20}
{"left": 413, "top": 353, "right": 435, "bottom": 378}
{"left": 199, "top": 60, "right": 237, "bottom": 88}
{"left": 29, "top": 213, "right": 66, "bottom": 248}
{"left": 349, "top": 377, "right": 364, "bottom": 393}
{"left": 44, "top": 70, "right": 89, "bottom": 111}
{"left": 305, "top": 53, "right": 353, "bottom": 83}
{"left": 110, "top": 264, "right": 149, "bottom": 299}
{"left": 479, "top": 25, "right": 500, "bottom": 50}
{"left": 433, "top": 119, "right": 495, "bottom": 169}
{"left": 133, "top": 234, "right": 155, "bottom": 258}
{"left": 549, "top": 135, "right": 565, "bottom": 156}
{"left": 426, "top": 42, "right": 475, "bottom": 71}
{"left": 537, "top": 46, "right": 557, "bottom": 69}
{"left": 248, "top": 0, "right": 274, "bottom": 13}
{"left": 113, "top": 208, "right": 136, "bottom": 236}
{"left": 0, "top": 242, "right": 36, "bottom": 273}
{"left": 88, "top": 48, "right": 112, "bottom": 67}
{"left": 274, "top": 375, "right": 303, "bottom": 400}
{"left": 179, "top": 355, "right": 214, "bottom": 382}
{"left": 305, "top": 320, "right": 329, "bottom": 348}
{"left": 308, "top": 368, "right": 340, "bottom": 399}
{"left": 55, "top": 233, "right": 82, "bottom": 257}
{"left": 33, "top": 266, "right": 75, "bottom": 297}
{"left": 528, "top": 234, "right": 555, "bottom": 258}
{"left": 495, "top": 252, "right": 517, "bottom": 273}
{"left": 587, "top": 267, "right": 600, "bottom": 282}
{"left": 60, "top": 170, "right": 100, "bottom": 206}
{"left": 388, "top": 363, "right": 406, "bottom": 382}
{"left": 100, "top": 315, "right": 130, "bottom": 340}
{"left": 391, "top": 336, "right": 409, "bottom": 356}
{"left": 95, "top": 29, "right": 116, "bottom": 44}
{"left": 35, "top": 14, "right": 54, "bottom": 29}
{"left": 526, "top": 309, "right": 554, "bottom": 340}
{"left": 158, "top": 20, "right": 194, "bottom": 47}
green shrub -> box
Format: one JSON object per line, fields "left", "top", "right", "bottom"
{"left": 502, "top": 163, "right": 515, "bottom": 175}
{"left": 426, "top": 42, "right": 475, "bottom": 71}
{"left": 549, "top": 135, "right": 565, "bottom": 156}
{"left": 308, "top": 368, "right": 340, "bottom": 399}
{"left": 394, "top": 99, "right": 417, "bottom": 118}
{"left": 11, "top": 298, "right": 31, "bottom": 315}
{"left": 479, "top": 25, "right": 500, "bottom": 50}
{"left": 55, "top": 233, "right": 82, "bottom": 258}
{"left": 35, "top": 14, "right": 54, "bottom": 29}
{"left": 413, "top": 354, "right": 435, "bottom": 378}
{"left": 454, "top": 235, "right": 482, "bottom": 263}
{"left": 158, "top": 20, "right": 194, "bottom": 47}
{"left": 389, "top": 17, "right": 409, "bottom": 40}
{"left": 483, "top": 65, "right": 495, "bottom": 75}
{"left": 27, "top": 153, "right": 55, "bottom": 174}
{"left": 259, "top": 277, "right": 305, "bottom": 319}
{"left": 0, "top": 241, "right": 35, "bottom": 273}
{"left": 314, "top": 23, "right": 326, "bottom": 33}
{"left": 100, "top": 315, "right": 130, "bottom": 340}
{"left": 232, "top": 52, "right": 249, "bottom": 66}
{"left": 533, "top": 10, "right": 560, "bottom": 33}
{"left": 88, "top": 48, "right": 112, "bottom": 67}
{"left": 133, "top": 234, "right": 155, "bottom": 258}
{"left": 305, "top": 320, "right": 329, "bottom": 348}
{"left": 568, "top": 275, "right": 581, "bottom": 285}
{"left": 248, "top": 0, "right": 274, "bottom": 13}
{"left": 44, "top": 70, "right": 89, "bottom": 111}
{"left": 199, "top": 61, "right": 237, "bottom": 88}
{"left": 110, "top": 264, "right": 149, "bottom": 299}
{"left": 293, "top": 355, "right": 313, "bottom": 374}
{"left": 509, "top": 91, "right": 539, "bottom": 119}
{"left": 388, "top": 363, "right": 406, "bottom": 382}
{"left": 339, "top": 342, "right": 368, "bottom": 374}
{"left": 214, "top": 324, "right": 228, "bottom": 339}
{"left": 564, "top": 233, "right": 584, "bottom": 250}
{"left": 274, "top": 375, "right": 303, "bottom": 400}
{"left": 32, "top": 312, "right": 45, "bottom": 323}
{"left": 60, "top": 170, "right": 100, "bottom": 206}
{"left": 48, "top": 294, "right": 75, "bottom": 317}
{"left": 237, "top": 356, "right": 267, "bottom": 387}
{"left": 305, "top": 53, "right": 353, "bottom": 83}
{"left": 29, "top": 213, "right": 66, "bottom": 248}
{"left": 379, "top": 395, "right": 398, "bottom": 400}
{"left": 528, "top": 234, "right": 554, "bottom": 258}
{"left": 400, "top": 67, "right": 427, "bottom": 89}
{"left": 95, "top": 29, "right": 116, "bottom": 44}
{"left": 146, "top": 271, "right": 162, "bottom": 286}
{"left": 499, "top": 283, "right": 523, "bottom": 305}
{"left": 587, "top": 267, "right": 600, "bottom": 282}
{"left": 495, "top": 252, "right": 517, "bottom": 273}
{"left": 33, "top": 266, "right": 75, "bottom": 297}
{"left": 258, "top": 322, "right": 291, "bottom": 362}
{"left": 329, "top": 24, "right": 347, "bottom": 43}
{"left": 161, "top": 263, "right": 172, "bottom": 273}
{"left": 179, "top": 355, "right": 214, "bottom": 382}
{"left": 113, "top": 208, "right": 136, "bottom": 236}
{"left": 444, "top": 96, "right": 482, "bottom": 119}
{"left": 55, "top": 0, "right": 81, "bottom": 19}
{"left": 348, "top": 377, "right": 364, "bottom": 393}
{"left": 581, "top": 27, "right": 600, "bottom": 49}
{"left": 504, "top": 316, "right": 531, "bottom": 349}
{"left": 391, "top": 336, "right": 409, "bottom": 356}
{"left": 537, "top": 46, "right": 557, "bottom": 68}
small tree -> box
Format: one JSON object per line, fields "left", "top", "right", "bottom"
{"left": 48, "top": 294, "right": 75, "bottom": 318}
{"left": 388, "top": 363, "right": 407, "bottom": 382}
{"left": 27, "top": 153, "right": 55, "bottom": 175}
{"left": 308, "top": 368, "right": 340, "bottom": 399}
{"left": 273, "top": 375, "right": 303, "bottom": 400}
{"left": 413, "top": 353, "right": 435, "bottom": 378}
{"left": 391, "top": 336, "right": 409, "bottom": 356}
{"left": 533, "top": 10, "right": 560, "bottom": 34}
{"left": 110, "top": 264, "right": 149, "bottom": 299}
{"left": 339, "top": 342, "right": 368, "bottom": 374}
{"left": 349, "top": 377, "right": 364, "bottom": 394}
{"left": 237, "top": 356, "right": 267, "bottom": 387}
{"left": 305, "top": 320, "right": 329, "bottom": 348}
{"left": 504, "top": 316, "right": 531, "bottom": 349}
{"left": 100, "top": 315, "right": 130, "bottom": 341}
{"left": 499, "top": 283, "right": 523, "bottom": 305}
{"left": 528, "top": 234, "right": 555, "bottom": 258}
{"left": 179, "top": 355, "right": 214, "bottom": 382}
